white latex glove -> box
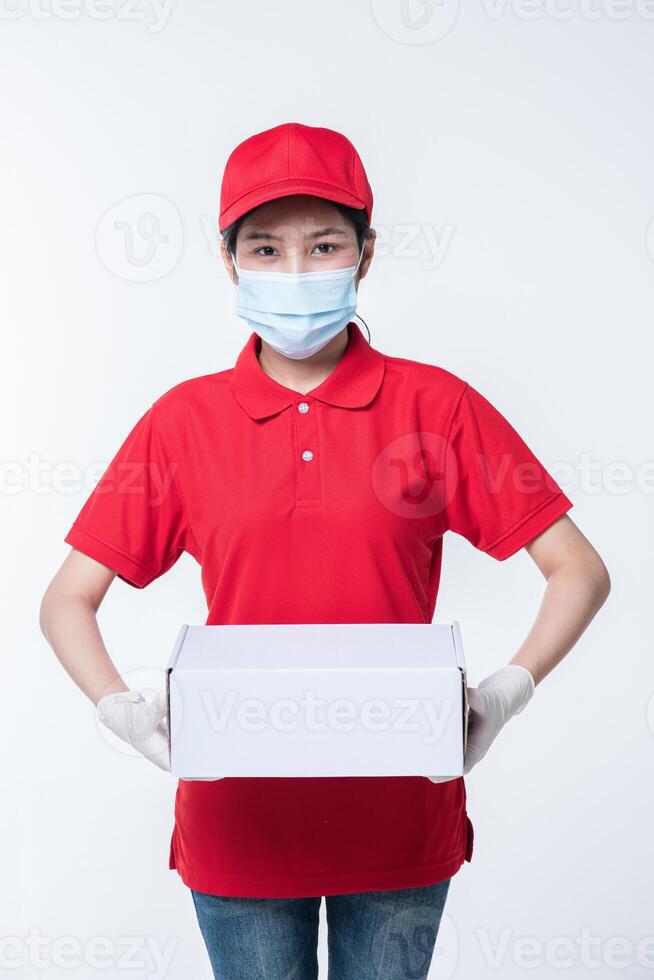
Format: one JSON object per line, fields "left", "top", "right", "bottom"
{"left": 427, "top": 664, "right": 536, "bottom": 783}
{"left": 96, "top": 689, "right": 171, "bottom": 773}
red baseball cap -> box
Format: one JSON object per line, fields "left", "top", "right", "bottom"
{"left": 218, "top": 122, "right": 373, "bottom": 231}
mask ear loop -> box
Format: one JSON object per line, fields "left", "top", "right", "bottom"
{"left": 352, "top": 239, "right": 371, "bottom": 342}
{"left": 351, "top": 240, "right": 367, "bottom": 280}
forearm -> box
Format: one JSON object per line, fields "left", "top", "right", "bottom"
{"left": 509, "top": 558, "right": 611, "bottom": 687}
{"left": 39, "top": 591, "right": 129, "bottom": 705}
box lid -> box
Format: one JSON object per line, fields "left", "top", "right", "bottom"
{"left": 167, "top": 622, "right": 465, "bottom": 673}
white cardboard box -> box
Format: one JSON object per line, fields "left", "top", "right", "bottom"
{"left": 166, "top": 622, "right": 468, "bottom": 779}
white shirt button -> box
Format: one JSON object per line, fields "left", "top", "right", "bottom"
{"left": 297, "top": 401, "right": 310, "bottom": 414}
{"left": 302, "top": 450, "right": 314, "bottom": 462}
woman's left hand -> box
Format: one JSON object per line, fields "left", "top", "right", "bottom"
{"left": 427, "top": 664, "right": 535, "bottom": 783}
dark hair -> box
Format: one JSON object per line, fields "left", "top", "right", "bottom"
{"left": 221, "top": 200, "right": 373, "bottom": 258}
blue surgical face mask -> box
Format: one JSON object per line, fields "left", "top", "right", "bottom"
{"left": 231, "top": 243, "right": 366, "bottom": 360}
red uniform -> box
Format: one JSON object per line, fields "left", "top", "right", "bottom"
{"left": 65, "top": 321, "right": 573, "bottom": 898}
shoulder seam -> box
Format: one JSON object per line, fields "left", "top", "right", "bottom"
{"left": 441, "top": 381, "right": 470, "bottom": 531}
{"left": 148, "top": 400, "right": 203, "bottom": 564}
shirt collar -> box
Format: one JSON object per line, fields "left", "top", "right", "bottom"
{"left": 229, "top": 322, "right": 386, "bottom": 420}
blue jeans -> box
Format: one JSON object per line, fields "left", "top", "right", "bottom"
{"left": 190, "top": 878, "right": 452, "bottom": 979}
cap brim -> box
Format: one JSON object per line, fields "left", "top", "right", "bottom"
{"left": 219, "top": 178, "right": 368, "bottom": 230}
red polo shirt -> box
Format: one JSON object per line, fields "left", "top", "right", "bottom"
{"left": 64, "top": 321, "right": 573, "bottom": 899}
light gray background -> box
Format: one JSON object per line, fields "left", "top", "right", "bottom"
{"left": 2, "top": 1, "right": 652, "bottom": 977}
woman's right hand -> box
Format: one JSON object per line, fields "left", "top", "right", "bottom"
{"left": 96, "top": 688, "right": 171, "bottom": 773}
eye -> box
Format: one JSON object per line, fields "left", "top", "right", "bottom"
{"left": 312, "top": 242, "right": 337, "bottom": 255}
{"left": 253, "top": 246, "right": 278, "bottom": 257}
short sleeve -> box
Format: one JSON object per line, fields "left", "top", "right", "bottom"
{"left": 442, "top": 383, "right": 573, "bottom": 561}
{"left": 64, "top": 403, "right": 188, "bottom": 588}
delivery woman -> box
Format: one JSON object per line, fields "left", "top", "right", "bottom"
{"left": 40, "top": 122, "right": 610, "bottom": 980}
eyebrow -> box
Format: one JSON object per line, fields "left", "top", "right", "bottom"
{"left": 241, "top": 226, "right": 350, "bottom": 242}
{"left": 306, "top": 226, "right": 349, "bottom": 239}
